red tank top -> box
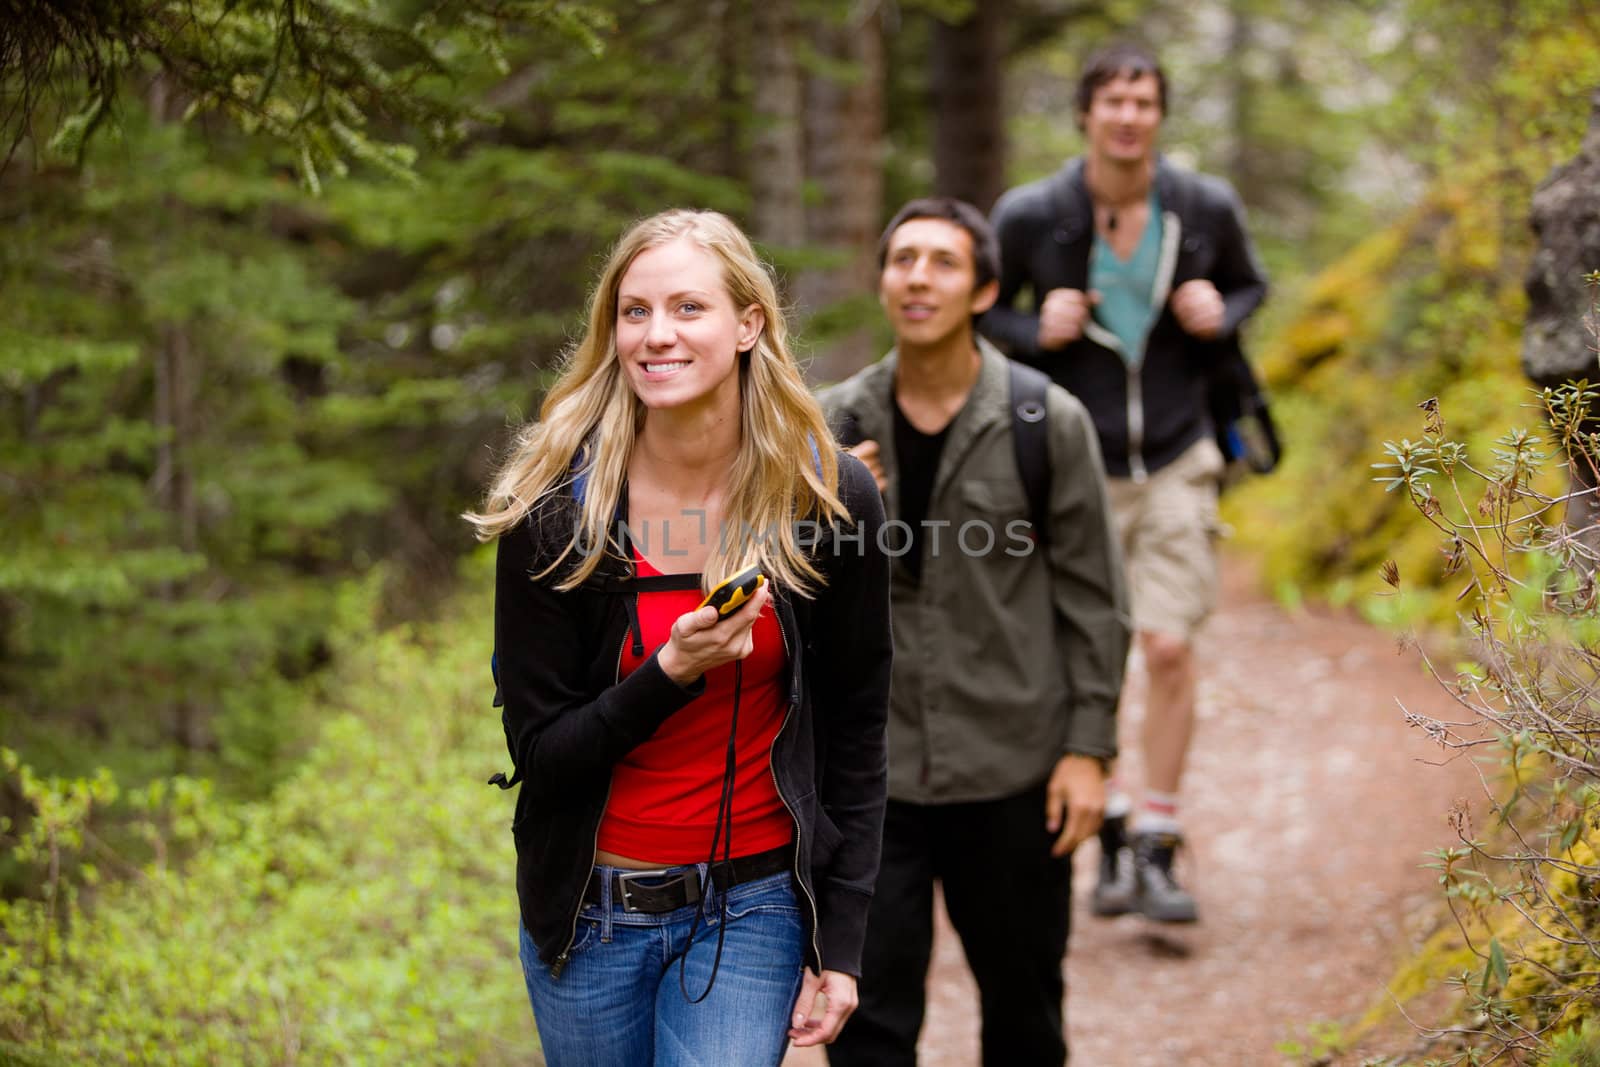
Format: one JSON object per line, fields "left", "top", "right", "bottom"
{"left": 595, "top": 553, "right": 795, "bottom": 862}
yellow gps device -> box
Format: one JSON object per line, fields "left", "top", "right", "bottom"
{"left": 698, "top": 565, "right": 767, "bottom": 618}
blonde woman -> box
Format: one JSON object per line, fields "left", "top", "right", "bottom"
{"left": 468, "top": 209, "right": 891, "bottom": 1066}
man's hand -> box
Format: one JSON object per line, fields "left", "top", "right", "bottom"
{"left": 847, "top": 440, "right": 887, "bottom": 495}
{"left": 1044, "top": 754, "right": 1106, "bottom": 857}
{"left": 1169, "top": 279, "right": 1225, "bottom": 339}
{"left": 789, "top": 968, "right": 859, "bottom": 1047}
{"left": 1037, "top": 288, "right": 1098, "bottom": 349}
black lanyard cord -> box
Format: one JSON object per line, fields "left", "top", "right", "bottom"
{"left": 677, "top": 658, "right": 742, "bottom": 1004}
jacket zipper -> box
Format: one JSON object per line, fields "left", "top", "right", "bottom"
{"left": 550, "top": 620, "right": 629, "bottom": 979}
{"left": 1126, "top": 368, "right": 1147, "bottom": 482}
{"left": 768, "top": 600, "right": 823, "bottom": 970}
{"left": 1127, "top": 210, "right": 1183, "bottom": 483}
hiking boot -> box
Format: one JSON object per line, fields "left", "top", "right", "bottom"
{"left": 1132, "top": 830, "right": 1199, "bottom": 923}
{"left": 1091, "top": 813, "right": 1137, "bottom": 917}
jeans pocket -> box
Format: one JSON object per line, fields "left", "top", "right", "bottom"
{"left": 564, "top": 913, "right": 603, "bottom": 957}
{"left": 723, "top": 875, "right": 801, "bottom": 924}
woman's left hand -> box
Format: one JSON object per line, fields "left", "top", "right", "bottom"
{"left": 788, "top": 968, "right": 858, "bottom": 1047}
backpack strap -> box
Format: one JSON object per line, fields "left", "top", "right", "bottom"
{"left": 1008, "top": 360, "right": 1052, "bottom": 548}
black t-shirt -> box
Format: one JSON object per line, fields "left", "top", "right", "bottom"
{"left": 892, "top": 397, "right": 951, "bottom": 580}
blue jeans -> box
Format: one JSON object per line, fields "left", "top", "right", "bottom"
{"left": 520, "top": 868, "right": 806, "bottom": 1067}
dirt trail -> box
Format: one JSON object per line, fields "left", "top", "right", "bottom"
{"left": 787, "top": 553, "right": 1479, "bottom": 1067}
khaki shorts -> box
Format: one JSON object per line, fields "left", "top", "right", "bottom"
{"left": 1106, "top": 437, "right": 1225, "bottom": 639}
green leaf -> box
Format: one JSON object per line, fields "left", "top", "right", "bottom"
{"left": 1486, "top": 937, "right": 1509, "bottom": 990}
{"left": 0, "top": 331, "right": 141, "bottom": 386}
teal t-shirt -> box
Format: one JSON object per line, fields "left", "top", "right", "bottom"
{"left": 1089, "top": 188, "right": 1163, "bottom": 365}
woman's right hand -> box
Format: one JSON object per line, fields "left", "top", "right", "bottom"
{"left": 657, "top": 581, "right": 771, "bottom": 686}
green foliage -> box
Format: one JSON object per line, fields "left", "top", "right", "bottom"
{"left": 1, "top": 120, "right": 393, "bottom": 788}
{"left": 0, "top": 0, "right": 765, "bottom": 796}
{"left": 2, "top": 0, "right": 613, "bottom": 188}
{"left": 1548, "top": 1020, "right": 1600, "bottom": 1067}
{"left": 1362, "top": 370, "right": 1600, "bottom": 1062}
{"left": 0, "top": 556, "right": 533, "bottom": 1064}
{"left": 1222, "top": 11, "right": 1600, "bottom": 1050}
{"left": 1276, "top": 1018, "right": 1349, "bottom": 1064}
{"left": 0, "top": 1040, "right": 74, "bottom": 1067}
{"left": 1223, "top": 1, "right": 1600, "bottom": 625}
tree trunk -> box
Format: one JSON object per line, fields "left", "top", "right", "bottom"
{"left": 714, "top": 0, "right": 745, "bottom": 184}
{"left": 749, "top": 0, "right": 805, "bottom": 247}
{"left": 795, "top": 2, "right": 885, "bottom": 384}
{"left": 155, "top": 325, "right": 198, "bottom": 555}
{"left": 145, "top": 75, "right": 208, "bottom": 756}
{"left": 1226, "top": 1, "right": 1260, "bottom": 208}
{"left": 153, "top": 321, "right": 205, "bottom": 755}
{"left": 932, "top": 0, "right": 1007, "bottom": 213}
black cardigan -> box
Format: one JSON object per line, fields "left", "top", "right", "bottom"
{"left": 493, "top": 454, "right": 892, "bottom": 977}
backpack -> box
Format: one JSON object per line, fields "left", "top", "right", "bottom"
{"left": 1207, "top": 343, "right": 1281, "bottom": 476}
{"left": 835, "top": 359, "right": 1053, "bottom": 545}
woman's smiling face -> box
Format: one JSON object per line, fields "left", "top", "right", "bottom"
{"left": 614, "top": 237, "right": 764, "bottom": 414}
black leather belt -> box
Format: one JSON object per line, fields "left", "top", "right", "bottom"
{"left": 583, "top": 843, "right": 794, "bottom": 914}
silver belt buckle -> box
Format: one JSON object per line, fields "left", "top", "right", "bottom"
{"left": 616, "top": 867, "right": 697, "bottom": 912}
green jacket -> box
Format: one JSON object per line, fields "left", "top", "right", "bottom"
{"left": 820, "top": 340, "right": 1130, "bottom": 804}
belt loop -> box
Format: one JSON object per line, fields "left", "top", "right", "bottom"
{"left": 598, "top": 865, "right": 614, "bottom": 942}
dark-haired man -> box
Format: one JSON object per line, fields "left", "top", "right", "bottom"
{"left": 983, "top": 43, "right": 1269, "bottom": 925}
{"left": 821, "top": 198, "right": 1128, "bottom": 1066}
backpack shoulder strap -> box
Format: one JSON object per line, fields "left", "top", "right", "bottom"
{"left": 1007, "top": 360, "right": 1052, "bottom": 547}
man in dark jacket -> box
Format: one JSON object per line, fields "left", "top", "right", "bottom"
{"left": 982, "top": 42, "right": 1269, "bottom": 924}
{"left": 822, "top": 197, "right": 1129, "bottom": 1066}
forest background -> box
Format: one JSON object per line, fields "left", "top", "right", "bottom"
{"left": 2, "top": 0, "right": 1598, "bottom": 1063}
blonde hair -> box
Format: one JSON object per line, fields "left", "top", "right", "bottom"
{"left": 465, "top": 209, "right": 845, "bottom": 594}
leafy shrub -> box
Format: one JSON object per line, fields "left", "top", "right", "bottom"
{"left": 1373, "top": 280, "right": 1600, "bottom": 1064}
{"left": 1548, "top": 1019, "right": 1600, "bottom": 1067}
{"left": 0, "top": 552, "right": 535, "bottom": 1066}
